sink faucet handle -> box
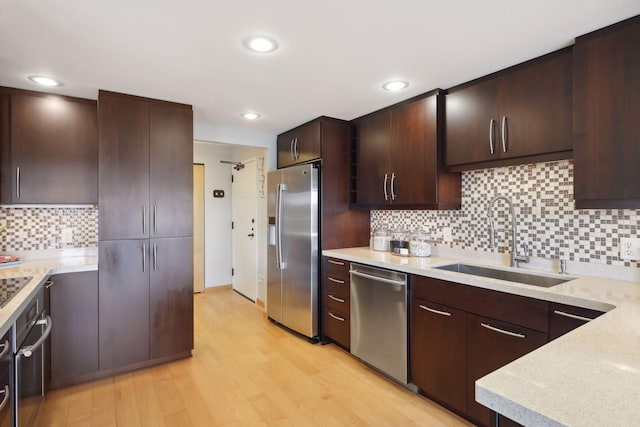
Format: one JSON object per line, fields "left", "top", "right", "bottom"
{"left": 519, "top": 242, "right": 528, "bottom": 255}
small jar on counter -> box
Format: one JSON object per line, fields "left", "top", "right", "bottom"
{"left": 371, "top": 227, "right": 391, "bottom": 252}
{"left": 410, "top": 228, "right": 432, "bottom": 257}
{"left": 390, "top": 229, "right": 410, "bottom": 256}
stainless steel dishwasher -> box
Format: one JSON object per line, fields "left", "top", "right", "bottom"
{"left": 350, "top": 263, "right": 409, "bottom": 385}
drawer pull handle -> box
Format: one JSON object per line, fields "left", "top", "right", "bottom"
{"left": 553, "top": 310, "right": 595, "bottom": 323}
{"left": 419, "top": 304, "right": 451, "bottom": 317}
{"left": 0, "top": 340, "right": 9, "bottom": 359}
{"left": 0, "top": 385, "right": 8, "bottom": 411}
{"left": 328, "top": 277, "right": 345, "bottom": 284}
{"left": 328, "top": 294, "right": 345, "bottom": 303}
{"left": 328, "top": 260, "right": 345, "bottom": 266}
{"left": 328, "top": 312, "right": 345, "bottom": 322}
{"left": 481, "top": 322, "right": 525, "bottom": 339}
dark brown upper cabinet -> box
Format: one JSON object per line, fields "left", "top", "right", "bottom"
{"left": 573, "top": 15, "right": 640, "bottom": 209}
{"left": 353, "top": 90, "right": 461, "bottom": 209}
{"left": 445, "top": 48, "right": 573, "bottom": 171}
{"left": 0, "top": 87, "right": 97, "bottom": 204}
{"left": 277, "top": 120, "right": 321, "bottom": 168}
{"left": 98, "top": 91, "right": 193, "bottom": 241}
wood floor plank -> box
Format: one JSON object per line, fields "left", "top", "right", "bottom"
{"left": 36, "top": 289, "right": 472, "bottom": 427}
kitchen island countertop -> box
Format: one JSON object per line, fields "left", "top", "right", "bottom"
{"left": 323, "top": 247, "right": 640, "bottom": 427}
{"left": 0, "top": 253, "right": 98, "bottom": 338}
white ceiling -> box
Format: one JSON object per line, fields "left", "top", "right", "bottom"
{"left": 1, "top": 0, "right": 639, "bottom": 137}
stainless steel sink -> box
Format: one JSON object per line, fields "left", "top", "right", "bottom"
{"left": 434, "top": 263, "right": 572, "bottom": 288}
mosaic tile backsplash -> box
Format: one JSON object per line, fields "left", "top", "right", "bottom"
{"left": 372, "top": 160, "right": 640, "bottom": 268}
{"left": 0, "top": 207, "right": 98, "bottom": 252}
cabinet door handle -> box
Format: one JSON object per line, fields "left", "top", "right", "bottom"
{"left": 501, "top": 116, "right": 507, "bottom": 153}
{"left": 142, "top": 243, "right": 146, "bottom": 273}
{"left": 489, "top": 119, "right": 495, "bottom": 155}
{"left": 328, "top": 312, "right": 345, "bottom": 322}
{"left": 481, "top": 322, "right": 525, "bottom": 339}
{"left": 383, "top": 174, "right": 389, "bottom": 201}
{"left": 328, "top": 294, "right": 345, "bottom": 303}
{"left": 0, "top": 340, "right": 10, "bottom": 359}
{"left": 142, "top": 205, "right": 147, "bottom": 235}
{"left": 419, "top": 304, "right": 451, "bottom": 317}
{"left": 290, "top": 138, "right": 295, "bottom": 161}
{"left": 390, "top": 173, "right": 397, "bottom": 201}
{"left": 44, "top": 279, "right": 55, "bottom": 289}
{"left": 328, "top": 277, "right": 345, "bottom": 284}
{"left": 327, "top": 259, "right": 345, "bottom": 266}
{"left": 153, "top": 243, "right": 158, "bottom": 271}
{"left": 0, "top": 385, "right": 8, "bottom": 411}
{"left": 153, "top": 205, "right": 158, "bottom": 234}
{"left": 553, "top": 310, "right": 595, "bottom": 323}
{"left": 16, "top": 167, "right": 21, "bottom": 199}
{"left": 294, "top": 138, "right": 299, "bottom": 160}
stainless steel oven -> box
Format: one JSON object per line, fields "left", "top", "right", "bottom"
{"left": 0, "top": 328, "right": 13, "bottom": 427}
{"left": 14, "top": 286, "right": 52, "bottom": 427}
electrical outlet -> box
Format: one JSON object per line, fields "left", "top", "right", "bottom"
{"left": 61, "top": 228, "right": 73, "bottom": 244}
{"left": 442, "top": 227, "right": 453, "bottom": 243}
{"left": 620, "top": 237, "right": 640, "bottom": 261}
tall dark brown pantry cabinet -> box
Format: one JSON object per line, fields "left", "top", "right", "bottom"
{"left": 98, "top": 91, "right": 193, "bottom": 374}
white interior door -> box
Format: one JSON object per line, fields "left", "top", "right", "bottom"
{"left": 231, "top": 158, "right": 258, "bottom": 301}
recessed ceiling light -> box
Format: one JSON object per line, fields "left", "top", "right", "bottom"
{"left": 28, "top": 75, "right": 62, "bottom": 87}
{"left": 382, "top": 80, "right": 409, "bottom": 91}
{"left": 242, "top": 36, "right": 279, "bottom": 53}
{"left": 241, "top": 112, "right": 261, "bottom": 120}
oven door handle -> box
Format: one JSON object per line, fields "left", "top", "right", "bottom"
{"left": 20, "top": 316, "right": 52, "bottom": 358}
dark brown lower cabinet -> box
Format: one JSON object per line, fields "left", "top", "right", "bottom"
{"left": 99, "top": 239, "right": 150, "bottom": 371}
{"left": 410, "top": 298, "right": 467, "bottom": 414}
{"left": 49, "top": 271, "right": 99, "bottom": 388}
{"left": 149, "top": 237, "right": 194, "bottom": 358}
{"left": 99, "top": 237, "right": 193, "bottom": 373}
{"left": 466, "top": 314, "right": 548, "bottom": 426}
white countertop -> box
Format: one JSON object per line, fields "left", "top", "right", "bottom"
{"left": 0, "top": 251, "right": 98, "bottom": 338}
{"left": 323, "top": 247, "right": 640, "bottom": 426}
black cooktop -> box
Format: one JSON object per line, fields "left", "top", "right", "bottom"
{"left": 0, "top": 276, "right": 33, "bottom": 309}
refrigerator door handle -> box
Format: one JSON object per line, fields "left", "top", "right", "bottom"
{"left": 276, "top": 183, "right": 287, "bottom": 269}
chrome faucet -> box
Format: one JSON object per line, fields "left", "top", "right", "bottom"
{"left": 487, "top": 195, "right": 529, "bottom": 268}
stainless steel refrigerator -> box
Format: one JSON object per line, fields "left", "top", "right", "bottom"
{"left": 267, "top": 163, "right": 319, "bottom": 339}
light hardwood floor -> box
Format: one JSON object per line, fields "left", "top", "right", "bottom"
{"left": 36, "top": 288, "right": 473, "bottom": 427}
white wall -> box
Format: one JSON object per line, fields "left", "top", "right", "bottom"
{"left": 193, "top": 141, "right": 233, "bottom": 287}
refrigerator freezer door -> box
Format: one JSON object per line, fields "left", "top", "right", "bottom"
{"left": 266, "top": 171, "right": 283, "bottom": 323}
{"left": 280, "top": 164, "right": 319, "bottom": 338}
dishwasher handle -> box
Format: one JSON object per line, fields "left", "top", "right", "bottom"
{"left": 20, "top": 316, "right": 53, "bottom": 358}
{"left": 349, "top": 269, "right": 406, "bottom": 286}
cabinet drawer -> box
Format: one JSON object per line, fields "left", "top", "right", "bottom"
{"left": 323, "top": 257, "right": 350, "bottom": 279}
{"left": 549, "top": 302, "right": 605, "bottom": 341}
{"left": 323, "top": 308, "right": 350, "bottom": 349}
{"left": 412, "top": 275, "right": 548, "bottom": 332}
{"left": 324, "top": 290, "right": 350, "bottom": 314}
{"left": 324, "top": 273, "right": 349, "bottom": 296}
